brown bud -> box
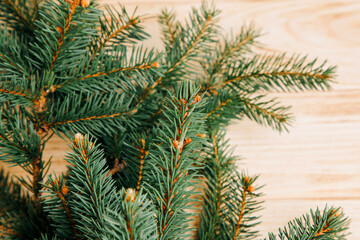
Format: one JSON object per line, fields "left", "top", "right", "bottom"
{"left": 61, "top": 185, "right": 69, "bottom": 195}
{"left": 184, "top": 138, "right": 192, "bottom": 146}
{"left": 244, "top": 176, "right": 249, "bottom": 183}
{"left": 247, "top": 185, "right": 255, "bottom": 193}
{"left": 173, "top": 139, "right": 179, "bottom": 149}
{"left": 125, "top": 188, "right": 136, "bottom": 203}
{"left": 195, "top": 134, "right": 206, "bottom": 138}
{"left": 191, "top": 95, "right": 201, "bottom": 105}
{"left": 179, "top": 99, "right": 187, "bottom": 105}
{"left": 56, "top": 26, "right": 63, "bottom": 35}
{"left": 139, "top": 139, "right": 145, "bottom": 148}
{"left": 73, "top": 133, "right": 84, "bottom": 148}
{"left": 80, "top": 0, "right": 89, "bottom": 7}
{"left": 151, "top": 62, "right": 159, "bottom": 68}
{"left": 131, "top": 19, "right": 139, "bottom": 25}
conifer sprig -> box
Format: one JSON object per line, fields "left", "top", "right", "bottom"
{"left": 197, "top": 130, "right": 262, "bottom": 240}
{"left": 93, "top": 4, "right": 148, "bottom": 53}
{"left": 101, "top": 188, "right": 158, "bottom": 240}
{"left": 144, "top": 83, "right": 206, "bottom": 240}
{"left": 0, "top": 0, "right": 350, "bottom": 239}
{"left": 265, "top": 206, "right": 349, "bottom": 240}
{"left": 211, "top": 54, "right": 334, "bottom": 93}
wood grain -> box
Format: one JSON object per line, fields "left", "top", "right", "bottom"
{"left": 1, "top": 0, "right": 359, "bottom": 238}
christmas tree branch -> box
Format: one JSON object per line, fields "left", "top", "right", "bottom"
{"left": 49, "top": 0, "right": 79, "bottom": 70}
{"left": 209, "top": 54, "right": 334, "bottom": 93}
{"left": 207, "top": 99, "right": 231, "bottom": 118}
{"left": 206, "top": 25, "right": 260, "bottom": 84}
{"left": 80, "top": 63, "right": 154, "bottom": 81}
{"left": 45, "top": 177, "right": 79, "bottom": 238}
{"left": 96, "top": 19, "right": 138, "bottom": 55}
{"left": 265, "top": 206, "right": 349, "bottom": 240}
{"left": 159, "top": 9, "right": 178, "bottom": 50}
{"left": 51, "top": 108, "right": 137, "bottom": 127}
{"left": 144, "top": 83, "right": 205, "bottom": 239}
{"left": 135, "top": 139, "right": 147, "bottom": 192}
{"left": 221, "top": 71, "right": 331, "bottom": 87}
{"left": 168, "top": 16, "right": 213, "bottom": 75}
{"left": 55, "top": 188, "right": 78, "bottom": 238}
{"left": 239, "top": 94, "right": 291, "bottom": 131}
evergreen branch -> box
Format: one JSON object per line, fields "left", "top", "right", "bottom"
{"left": 205, "top": 25, "right": 260, "bottom": 85}
{"left": 197, "top": 130, "right": 262, "bottom": 240}
{"left": 101, "top": 188, "right": 158, "bottom": 240}
{"left": 0, "top": 44, "right": 31, "bottom": 80}
{"left": 135, "top": 139, "right": 147, "bottom": 192}
{"left": 65, "top": 134, "right": 114, "bottom": 239}
{"left": 49, "top": 0, "right": 79, "bottom": 70}
{"left": 144, "top": 83, "right": 205, "bottom": 239}
{"left": 105, "top": 158, "right": 125, "bottom": 176}
{"left": 207, "top": 99, "right": 230, "bottom": 118}
{"left": 47, "top": 92, "right": 138, "bottom": 138}
{"left": 239, "top": 94, "right": 291, "bottom": 131}
{"left": 265, "top": 206, "right": 349, "bottom": 240}
{"left": 197, "top": 130, "right": 234, "bottom": 239}
{"left": 80, "top": 63, "right": 154, "bottom": 81}
{"left": 223, "top": 71, "right": 330, "bottom": 87}
{"left": 52, "top": 108, "right": 137, "bottom": 126}
{"left": 54, "top": 185, "right": 77, "bottom": 238}
{"left": 210, "top": 54, "right": 334, "bottom": 92}
{"left": 91, "top": 4, "right": 148, "bottom": 57}
{"left": 204, "top": 92, "right": 245, "bottom": 127}
{"left": 159, "top": 9, "right": 179, "bottom": 50}
{"left": 230, "top": 173, "right": 262, "bottom": 240}
{"left": 114, "top": 134, "right": 151, "bottom": 190}
{"left": 168, "top": 15, "right": 213, "bottom": 76}
{"left": 28, "top": 0, "right": 99, "bottom": 71}
{"left": 133, "top": 3, "right": 219, "bottom": 109}
{"left": 53, "top": 46, "right": 160, "bottom": 93}
{"left": 0, "top": 106, "right": 40, "bottom": 167}
{"left": 233, "top": 191, "right": 247, "bottom": 239}
{"left": 0, "top": 88, "right": 27, "bottom": 98}
{"left": 42, "top": 175, "right": 79, "bottom": 239}
{"left": 95, "top": 18, "right": 139, "bottom": 56}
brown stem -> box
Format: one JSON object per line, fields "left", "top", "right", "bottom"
{"left": 56, "top": 187, "right": 79, "bottom": 237}
{"left": 233, "top": 189, "right": 247, "bottom": 239}
{"left": 32, "top": 156, "right": 41, "bottom": 211}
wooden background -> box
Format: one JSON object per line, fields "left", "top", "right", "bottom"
{"left": 2, "top": 0, "right": 360, "bottom": 238}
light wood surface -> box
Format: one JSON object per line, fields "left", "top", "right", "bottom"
{"left": 2, "top": 0, "right": 360, "bottom": 238}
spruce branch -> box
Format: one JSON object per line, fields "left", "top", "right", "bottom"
{"left": 135, "top": 3, "right": 219, "bottom": 109}
{"left": 143, "top": 82, "right": 206, "bottom": 239}
{"left": 197, "top": 130, "right": 262, "bottom": 240}
{"left": 239, "top": 94, "right": 292, "bottom": 131}
{"left": 56, "top": 134, "right": 114, "bottom": 239}
{"left": 159, "top": 8, "right": 180, "bottom": 52}
{"left": 92, "top": 4, "right": 148, "bottom": 55}
{"left": 53, "top": 46, "right": 160, "bottom": 94}
{"left": 101, "top": 188, "right": 158, "bottom": 240}
{"left": 42, "top": 174, "right": 78, "bottom": 239}
{"left": 265, "top": 206, "right": 349, "bottom": 240}
{"left": 204, "top": 24, "right": 261, "bottom": 86}
{"left": 209, "top": 54, "right": 334, "bottom": 93}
